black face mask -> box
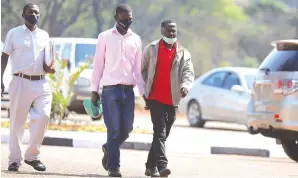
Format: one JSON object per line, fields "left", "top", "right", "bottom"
{"left": 117, "top": 19, "right": 132, "bottom": 29}
{"left": 24, "top": 14, "right": 39, "bottom": 25}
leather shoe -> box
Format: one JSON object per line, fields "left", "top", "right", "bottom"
{"left": 8, "top": 162, "right": 19, "bottom": 171}
{"left": 145, "top": 167, "right": 160, "bottom": 177}
{"left": 160, "top": 168, "right": 171, "bottom": 177}
{"left": 24, "top": 160, "right": 46, "bottom": 171}
{"left": 102, "top": 144, "right": 108, "bottom": 170}
{"left": 108, "top": 168, "right": 122, "bottom": 177}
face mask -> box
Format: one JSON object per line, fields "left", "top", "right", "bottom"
{"left": 24, "top": 14, "right": 39, "bottom": 25}
{"left": 117, "top": 19, "right": 132, "bottom": 29}
{"left": 163, "top": 36, "right": 177, "bottom": 45}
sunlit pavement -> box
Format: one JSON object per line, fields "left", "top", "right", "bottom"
{"left": 1, "top": 144, "right": 298, "bottom": 178}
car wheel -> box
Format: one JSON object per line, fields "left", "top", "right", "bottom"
{"left": 281, "top": 139, "right": 298, "bottom": 163}
{"left": 92, "top": 115, "right": 103, "bottom": 121}
{"left": 187, "top": 100, "right": 205, "bottom": 127}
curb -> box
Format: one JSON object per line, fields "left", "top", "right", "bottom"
{"left": 211, "top": 146, "right": 270, "bottom": 157}
{"left": 1, "top": 133, "right": 152, "bottom": 151}
{"left": 42, "top": 136, "right": 152, "bottom": 150}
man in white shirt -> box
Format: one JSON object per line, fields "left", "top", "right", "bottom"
{"left": 1, "top": 3, "right": 55, "bottom": 172}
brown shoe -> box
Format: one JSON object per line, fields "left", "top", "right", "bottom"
{"left": 160, "top": 168, "right": 171, "bottom": 177}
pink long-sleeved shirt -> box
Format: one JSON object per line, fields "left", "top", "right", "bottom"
{"left": 90, "top": 26, "right": 145, "bottom": 95}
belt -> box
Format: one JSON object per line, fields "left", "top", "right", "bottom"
{"left": 14, "top": 73, "right": 45, "bottom": 81}
{"left": 104, "top": 84, "right": 133, "bottom": 88}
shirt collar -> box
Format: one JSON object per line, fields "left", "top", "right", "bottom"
{"left": 112, "top": 24, "right": 133, "bottom": 35}
{"left": 22, "top": 24, "right": 39, "bottom": 32}
{"left": 159, "top": 39, "right": 177, "bottom": 50}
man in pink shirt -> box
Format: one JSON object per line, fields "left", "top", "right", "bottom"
{"left": 90, "top": 3, "right": 145, "bottom": 177}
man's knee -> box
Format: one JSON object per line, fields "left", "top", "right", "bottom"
{"left": 108, "top": 129, "right": 121, "bottom": 141}
{"left": 121, "top": 127, "right": 133, "bottom": 140}
{"left": 153, "top": 127, "right": 166, "bottom": 139}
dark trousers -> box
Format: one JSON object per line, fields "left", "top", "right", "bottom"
{"left": 145, "top": 99, "right": 176, "bottom": 171}
{"left": 101, "top": 85, "right": 135, "bottom": 169}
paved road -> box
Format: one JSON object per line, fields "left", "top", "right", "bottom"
{"left": 1, "top": 110, "right": 289, "bottom": 158}
{"left": 1, "top": 144, "right": 298, "bottom": 178}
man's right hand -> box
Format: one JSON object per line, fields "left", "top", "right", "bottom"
{"left": 91, "top": 91, "right": 99, "bottom": 105}
{"left": 1, "top": 82, "right": 5, "bottom": 97}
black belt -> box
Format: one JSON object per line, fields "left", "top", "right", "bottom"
{"left": 104, "top": 84, "right": 133, "bottom": 89}
{"left": 14, "top": 73, "right": 45, "bottom": 81}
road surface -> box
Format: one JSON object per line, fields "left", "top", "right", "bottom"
{"left": 1, "top": 144, "right": 298, "bottom": 178}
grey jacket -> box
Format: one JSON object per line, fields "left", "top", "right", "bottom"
{"left": 141, "top": 39, "right": 195, "bottom": 106}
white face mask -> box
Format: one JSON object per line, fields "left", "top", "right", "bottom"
{"left": 162, "top": 36, "right": 177, "bottom": 44}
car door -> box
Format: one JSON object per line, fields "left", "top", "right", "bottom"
{"left": 200, "top": 71, "right": 228, "bottom": 120}
{"left": 219, "top": 72, "right": 247, "bottom": 123}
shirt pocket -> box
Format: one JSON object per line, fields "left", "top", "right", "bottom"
{"left": 14, "top": 37, "right": 32, "bottom": 51}
{"left": 125, "top": 41, "right": 138, "bottom": 64}
{"left": 36, "top": 38, "right": 47, "bottom": 54}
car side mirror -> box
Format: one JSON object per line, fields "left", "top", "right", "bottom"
{"left": 231, "top": 85, "right": 245, "bottom": 93}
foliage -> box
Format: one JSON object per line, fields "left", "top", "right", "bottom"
{"left": 48, "top": 59, "right": 92, "bottom": 124}
{"left": 1, "top": 0, "right": 298, "bottom": 76}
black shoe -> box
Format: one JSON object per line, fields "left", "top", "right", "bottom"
{"left": 8, "top": 162, "right": 19, "bottom": 172}
{"left": 145, "top": 167, "right": 160, "bottom": 177}
{"left": 108, "top": 168, "right": 122, "bottom": 177}
{"left": 24, "top": 160, "right": 46, "bottom": 171}
{"left": 160, "top": 168, "right": 171, "bottom": 177}
{"left": 102, "top": 145, "right": 108, "bottom": 171}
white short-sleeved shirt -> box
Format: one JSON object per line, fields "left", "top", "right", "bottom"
{"left": 2, "top": 25, "right": 50, "bottom": 75}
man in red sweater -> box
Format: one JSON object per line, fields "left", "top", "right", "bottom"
{"left": 141, "top": 20, "right": 194, "bottom": 177}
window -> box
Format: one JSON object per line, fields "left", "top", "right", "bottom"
{"left": 223, "top": 73, "right": 241, "bottom": 90}
{"left": 259, "top": 48, "right": 298, "bottom": 72}
{"left": 61, "top": 43, "right": 71, "bottom": 60}
{"left": 75, "top": 44, "right": 96, "bottom": 67}
{"left": 244, "top": 75, "right": 255, "bottom": 89}
{"left": 202, "top": 72, "right": 227, "bottom": 88}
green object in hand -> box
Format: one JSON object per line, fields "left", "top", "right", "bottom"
{"left": 83, "top": 98, "right": 103, "bottom": 118}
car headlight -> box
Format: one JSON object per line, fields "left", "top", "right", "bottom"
{"left": 75, "top": 77, "right": 90, "bottom": 86}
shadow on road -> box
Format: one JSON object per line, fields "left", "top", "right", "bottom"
{"left": 1, "top": 170, "right": 108, "bottom": 177}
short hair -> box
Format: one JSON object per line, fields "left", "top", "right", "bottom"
{"left": 23, "top": 3, "right": 34, "bottom": 14}
{"left": 115, "top": 3, "right": 132, "bottom": 16}
{"left": 161, "top": 20, "right": 176, "bottom": 28}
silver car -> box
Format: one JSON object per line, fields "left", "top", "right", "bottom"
{"left": 179, "top": 67, "right": 257, "bottom": 127}
{"left": 247, "top": 39, "right": 298, "bottom": 163}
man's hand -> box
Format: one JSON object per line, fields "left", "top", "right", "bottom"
{"left": 91, "top": 91, "right": 99, "bottom": 106}
{"left": 180, "top": 87, "right": 188, "bottom": 98}
{"left": 43, "top": 61, "right": 56, "bottom": 74}
{"left": 1, "top": 82, "right": 4, "bottom": 97}
{"left": 142, "top": 95, "right": 149, "bottom": 110}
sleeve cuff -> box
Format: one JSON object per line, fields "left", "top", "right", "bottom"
{"left": 90, "top": 84, "right": 99, "bottom": 93}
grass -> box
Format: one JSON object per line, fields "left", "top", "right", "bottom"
{"left": 1, "top": 120, "right": 152, "bottom": 134}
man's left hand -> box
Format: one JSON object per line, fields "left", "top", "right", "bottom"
{"left": 43, "top": 62, "right": 56, "bottom": 74}
{"left": 142, "top": 95, "right": 149, "bottom": 110}
{"left": 180, "top": 87, "right": 188, "bottom": 98}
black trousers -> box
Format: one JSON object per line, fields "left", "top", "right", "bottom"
{"left": 145, "top": 99, "right": 176, "bottom": 171}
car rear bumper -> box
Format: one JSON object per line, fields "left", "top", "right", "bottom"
{"left": 248, "top": 112, "right": 298, "bottom": 134}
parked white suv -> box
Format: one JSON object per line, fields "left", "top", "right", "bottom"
{"left": 247, "top": 39, "right": 298, "bottom": 162}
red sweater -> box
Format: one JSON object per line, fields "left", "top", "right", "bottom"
{"left": 148, "top": 40, "right": 176, "bottom": 105}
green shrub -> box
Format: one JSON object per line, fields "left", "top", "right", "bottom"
{"left": 48, "top": 59, "right": 92, "bottom": 124}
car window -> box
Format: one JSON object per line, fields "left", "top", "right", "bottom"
{"left": 223, "top": 73, "right": 241, "bottom": 90}
{"left": 75, "top": 44, "right": 96, "bottom": 67}
{"left": 259, "top": 48, "right": 298, "bottom": 72}
{"left": 61, "top": 43, "right": 71, "bottom": 60}
{"left": 202, "top": 72, "right": 227, "bottom": 88}
{"left": 244, "top": 75, "right": 255, "bottom": 89}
